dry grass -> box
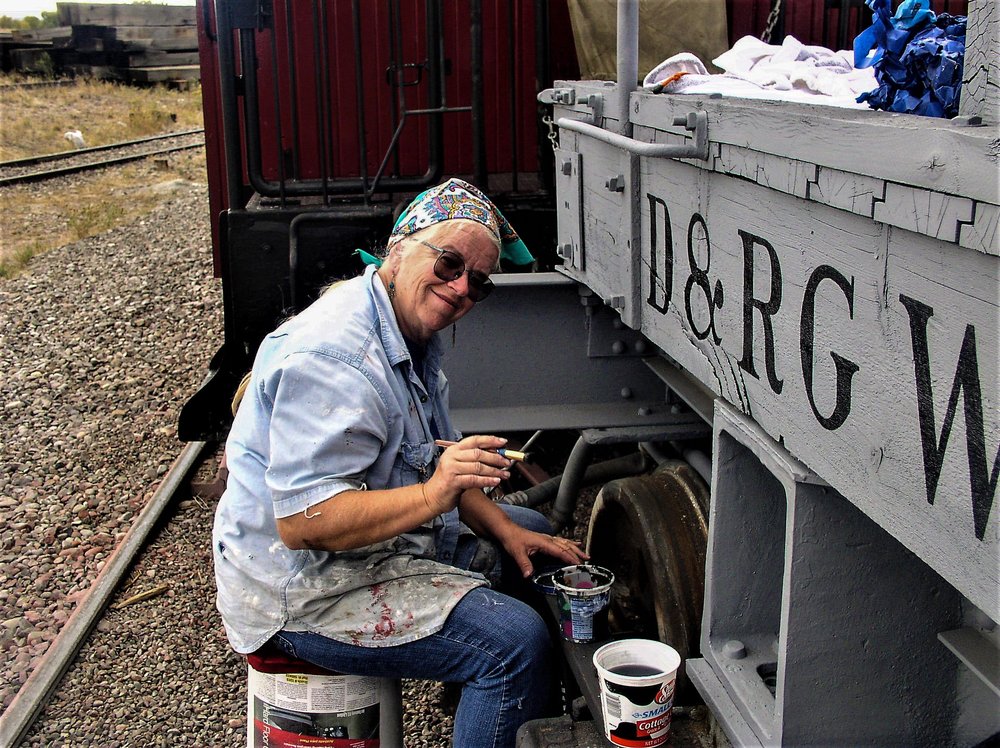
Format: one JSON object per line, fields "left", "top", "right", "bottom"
{"left": 0, "top": 76, "right": 204, "bottom": 160}
{"left": 0, "top": 75, "right": 207, "bottom": 277}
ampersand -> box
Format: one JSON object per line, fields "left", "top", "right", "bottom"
{"left": 684, "top": 213, "right": 724, "bottom": 343}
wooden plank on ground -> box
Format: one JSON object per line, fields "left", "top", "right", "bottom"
{"left": 110, "top": 25, "right": 198, "bottom": 43}
{"left": 125, "top": 64, "right": 200, "bottom": 83}
{"left": 57, "top": 2, "right": 196, "bottom": 27}
{"left": 121, "top": 50, "right": 199, "bottom": 67}
{"left": 11, "top": 27, "right": 71, "bottom": 42}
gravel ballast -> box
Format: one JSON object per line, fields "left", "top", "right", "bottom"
{"left": 1, "top": 184, "right": 455, "bottom": 746}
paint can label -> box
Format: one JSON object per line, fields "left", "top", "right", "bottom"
{"left": 601, "top": 679, "right": 675, "bottom": 748}
{"left": 247, "top": 664, "right": 381, "bottom": 747}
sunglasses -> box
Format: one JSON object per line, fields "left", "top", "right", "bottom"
{"left": 416, "top": 239, "right": 495, "bottom": 302}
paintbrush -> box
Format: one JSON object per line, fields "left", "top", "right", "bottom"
{"left": 434, "top": 439, "right": 527, "bottom": 462}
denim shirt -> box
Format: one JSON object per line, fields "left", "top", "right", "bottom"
{"left": 213, "top": 266, "right": 486, "bottom": 653}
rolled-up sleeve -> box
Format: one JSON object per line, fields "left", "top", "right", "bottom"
{"left": 263, "top": 350, "right": 389, "bottom": 518}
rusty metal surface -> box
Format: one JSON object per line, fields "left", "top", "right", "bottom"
{"left": 585, "top": 461, "right": 710, "bottom": 690}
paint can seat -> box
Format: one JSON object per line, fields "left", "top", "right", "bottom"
{"left": 246, "top": 642, "right": 404, "bottom": 747}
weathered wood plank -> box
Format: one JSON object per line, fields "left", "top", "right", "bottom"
{"left": 125, "top": 65, "right": 200, "bottom": 83}
{"left": 108, "top": 25, "right": 199, "bottom": 41}
{"left": 960, "top": 0, "right": 999, "bottom": 120}
{"left": 959, "top": 202, "right": 1000, "bottom": 253}
{"left": 559, "top": 83, "right": 998, "bottom": 254}
{"left": 57, "top": 3, "right": 196, "bottom": 27}
{"left": 556, "top": 135, "right": 636, "bottom": 312}
{"left": 10, "top": 27, "right": 71, "bottom": 42}
{"left": 714, "top": 143, "right": 815, "bottom": 199}
{"left": 557, "top": 135, "right": 999, "bottom": 619}
{"left": 874, "top": 182, "right": 975, "bottom": 243}
{"left": 808, "top": 166, "right": 882, "bottom": 217}
{"left": 120, "top": 50, "right": 199, "bottom": 67}
{"left": 623, "top": 86, "right": 1000, "bottom": 205}
{"left": 109, "top": 25, "right": 198, "bottom": 49}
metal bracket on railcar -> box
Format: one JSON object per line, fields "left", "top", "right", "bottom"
{"left": 557, "top": 109, "right": 710, "bottom": 161}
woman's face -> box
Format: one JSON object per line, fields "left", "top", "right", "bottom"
{"left": 383, "top": 219, "right": 500, "bottom": 344}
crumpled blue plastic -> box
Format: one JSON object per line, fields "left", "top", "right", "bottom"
{"left": 854, "top": 0, "right": 966, "bottom": 118}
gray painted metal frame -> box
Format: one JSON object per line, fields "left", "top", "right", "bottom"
{"left": 444, "top": 272, "right": 677, "bottom": 434}
{"left": 702, "top": 403, "right": 999, "bottom": 745}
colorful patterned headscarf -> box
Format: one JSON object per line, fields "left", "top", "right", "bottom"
{"left": 389, "top": 178, "right": 534, "bottom": 265}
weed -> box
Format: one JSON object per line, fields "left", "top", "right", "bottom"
{"left": 67, "top": 201, "right": 126, "bottom": 240}
{"left": 0, "top": 76, "right": 204, "bottom": 160}
{"left": 14, "top": 242, "right": 39, "bottom": 265}
{"left": 0, "top": 74, "right": 207, "bottom": 279}
{"left": 0, "top": 240, "right": 44, "bottom": 277}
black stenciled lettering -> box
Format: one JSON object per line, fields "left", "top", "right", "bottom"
{"left": 800, "top": 265, "right": 859, "bottom": 430}
{"left": 646, "top": 193, "right": 673, "bottom": 313}
{"left": 900, "top": 294, "right": 998, "bottom": 540}
{"left": 737, "top": 230, "right": 783, "bottom": 394}
{"left": 684, "top": 213, "right": 724, "bottom": 343}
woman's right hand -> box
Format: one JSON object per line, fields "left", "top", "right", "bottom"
{"left": 422, "top": 435, "right": 511, "bottom": 513}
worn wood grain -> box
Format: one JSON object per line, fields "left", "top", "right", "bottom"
{"left": 557, "top": 133, "right": 998, "bottom": 618}
{"left": 627, "top": 92, "right": 999, "bottom": 205}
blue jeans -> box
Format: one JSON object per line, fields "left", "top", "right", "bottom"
{"left": 275, "top": 505, "right": 556, "bottom": 748}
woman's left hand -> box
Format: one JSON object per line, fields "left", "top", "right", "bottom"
{"left": 500, "top": 527, "right": 589, "bottom": 578}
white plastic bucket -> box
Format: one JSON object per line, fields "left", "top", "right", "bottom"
{"left": 247, "top": 657, "right": 381, "bottom": 747}
{"left": 593, "top": 638, "right": 681, "bottom": 748}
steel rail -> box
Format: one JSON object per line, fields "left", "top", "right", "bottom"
{"left": 0, "top": 140, "right": 205, "bottom": 187}
{"left": 0, "top": 441, "right": 211, "bottom": 748}
{"left": 0, "top": 79, "right": 77, "bottom": 91}
{"left": 0, "top": 128, "right": 205, "bottom": 169}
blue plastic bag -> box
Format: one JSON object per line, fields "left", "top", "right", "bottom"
{"left": 854, "top": 0, "right": 966, "bottom": 118}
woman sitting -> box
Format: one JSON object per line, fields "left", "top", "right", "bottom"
{"left": 213, "top": 178, "right": 586, "bottom": 747}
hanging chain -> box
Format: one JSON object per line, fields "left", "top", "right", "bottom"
{"left": 543, "top": 115, "right": 559, "bottom": 152}
{"left": 761, "top": 0, "right": 782, "bottom": 44}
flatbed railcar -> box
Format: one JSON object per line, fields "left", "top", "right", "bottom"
{"left": 183, "top": 1, "right": 996, "bottom": 746}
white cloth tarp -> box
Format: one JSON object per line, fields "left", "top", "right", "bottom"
{"left": 645, "top": 36, "right": 879, "bottom": 109}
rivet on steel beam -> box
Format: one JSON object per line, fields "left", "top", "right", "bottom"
{"left": 723, "top": 640, "right": 747, "bottom": 660}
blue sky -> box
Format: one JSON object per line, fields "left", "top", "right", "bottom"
{"left": 1, "top": 0, "right": 194, "bottom": 19}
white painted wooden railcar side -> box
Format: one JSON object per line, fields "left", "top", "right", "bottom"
{"left": 544, "top": 2, "right": 997, "bottom": 744}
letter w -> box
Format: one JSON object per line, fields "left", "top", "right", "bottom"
{"left": 900, "top": 294, "right": 998, "bottom": 540}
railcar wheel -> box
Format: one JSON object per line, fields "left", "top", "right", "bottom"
{"left": 585, "top": 460, "right": 709, "bottom": 678}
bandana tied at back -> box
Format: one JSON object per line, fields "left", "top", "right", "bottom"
{"left": 394, "top": 178, "right": 536, "bottom": 265}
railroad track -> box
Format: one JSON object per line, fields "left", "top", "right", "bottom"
{"left": 0, "top": 442, "right": 216, "bottom": 748}
{"left": 0, "top": 80, "right": 77, "bottom": 91}
{"left": 0, "top": 129, "right": 205, "bottom": 187}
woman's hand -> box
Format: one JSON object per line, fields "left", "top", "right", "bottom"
{"left": 423, "top": 435, "right": 512, "bottom": 514}
{"left": 499, "top": 526, "right": 590, "bottom": 579}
